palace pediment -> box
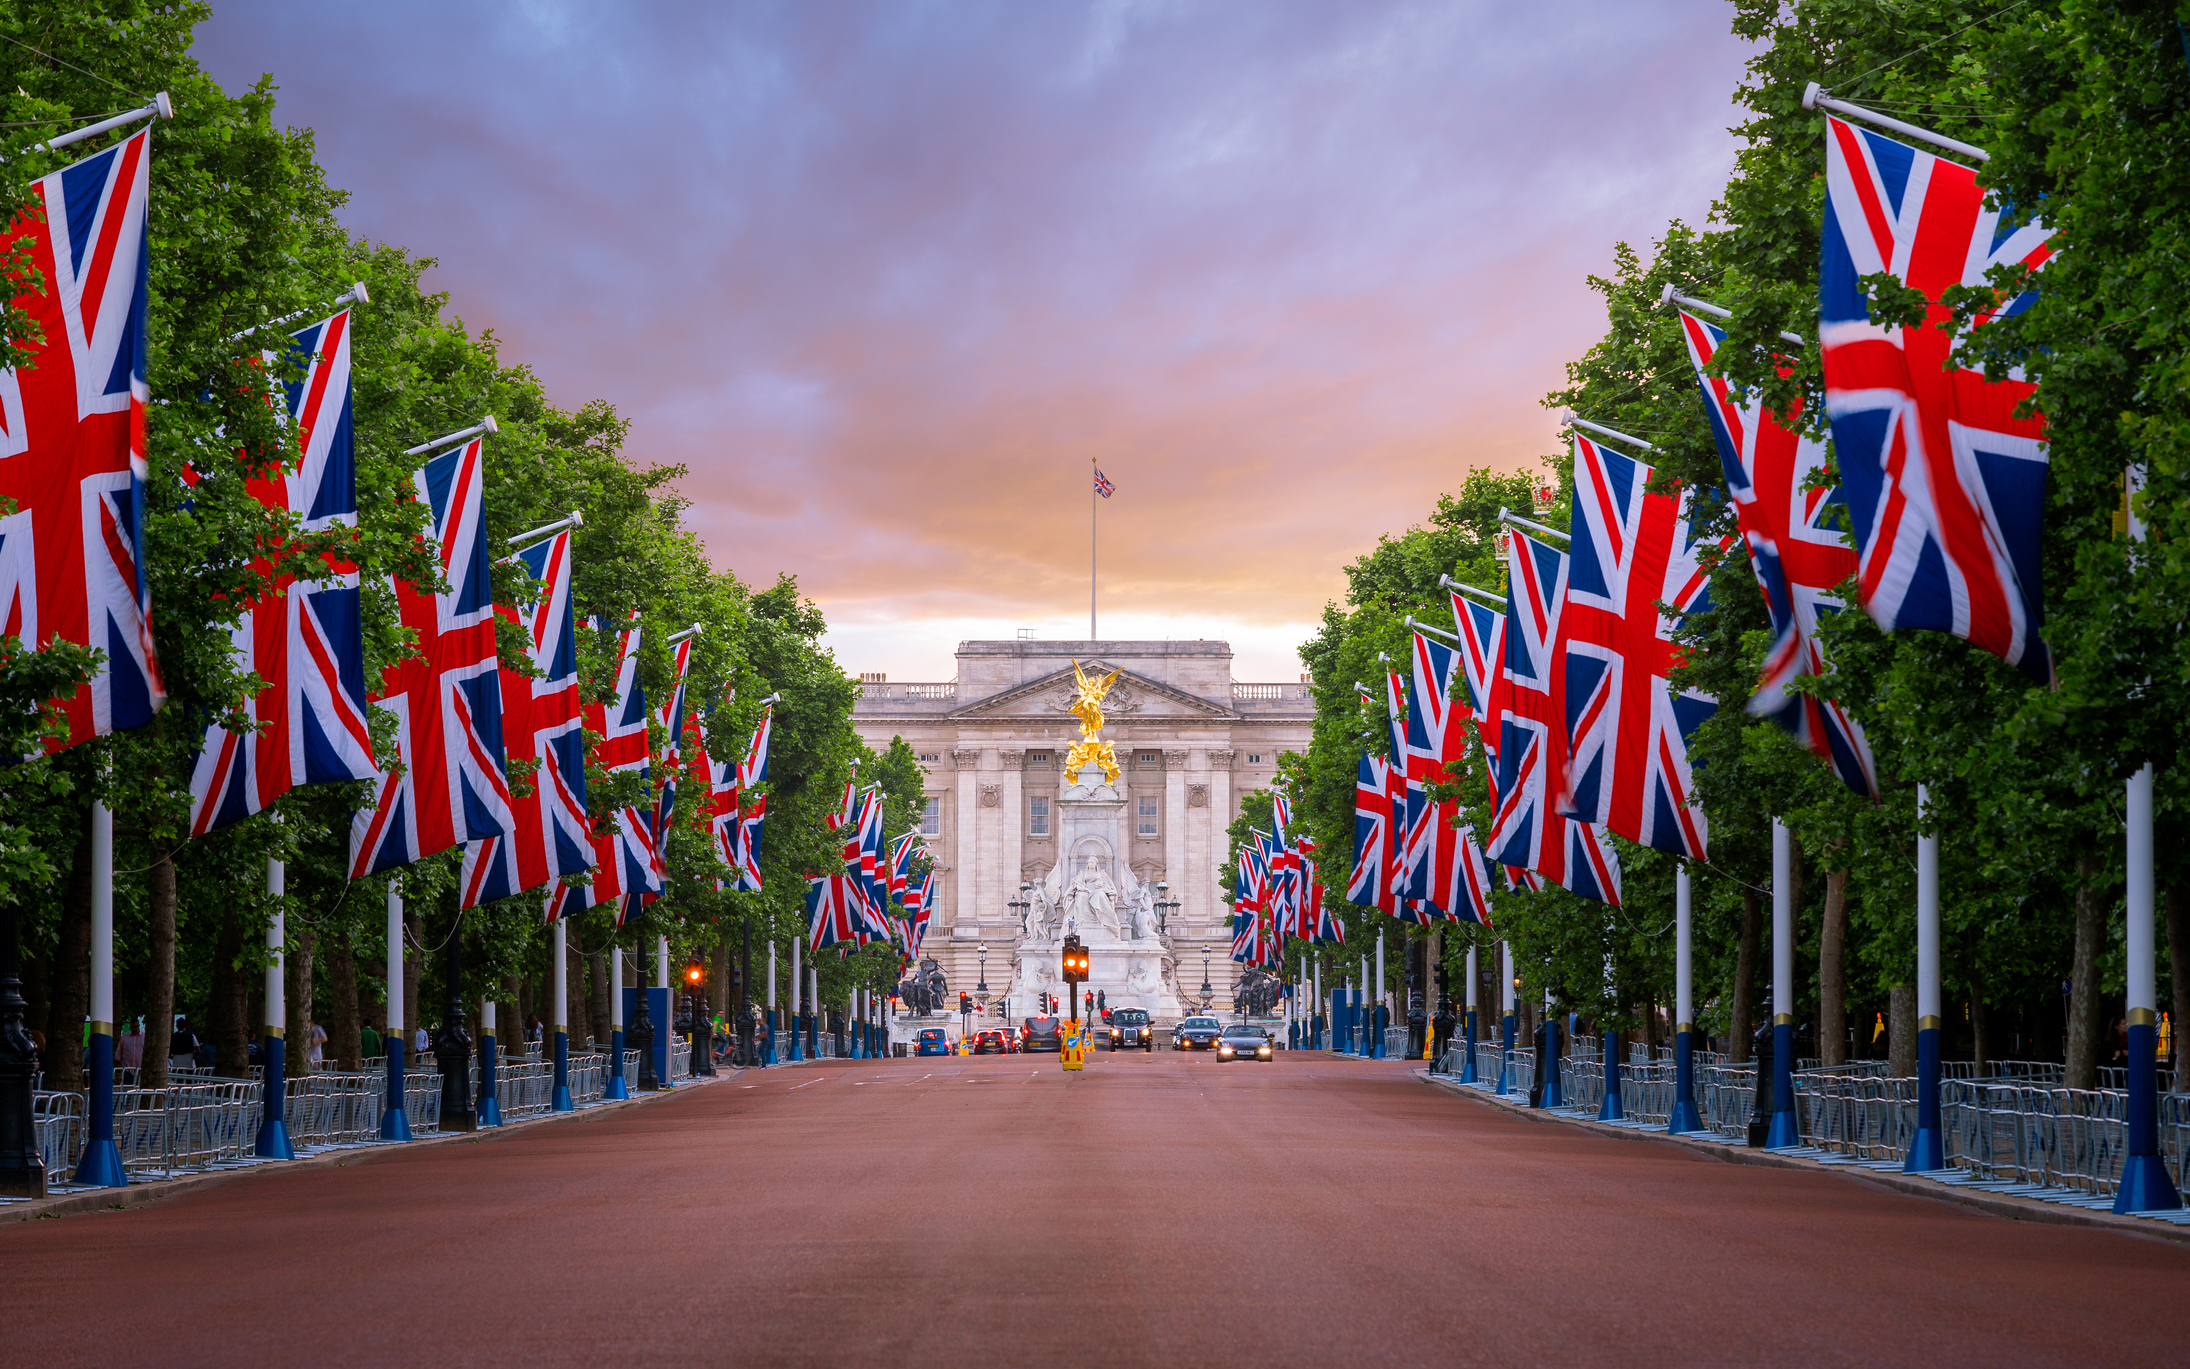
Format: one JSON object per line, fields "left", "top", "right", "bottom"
{"left": 948, "top": 663, "right": 1239, "bottom": 722}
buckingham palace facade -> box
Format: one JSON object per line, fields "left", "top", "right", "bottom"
{"left": 850, "top": 639, "right": 1314, "bottom": 1012}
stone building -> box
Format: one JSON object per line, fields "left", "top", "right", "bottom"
{"left": 850, "top": 639, "right": 1313, "bottom": 1016}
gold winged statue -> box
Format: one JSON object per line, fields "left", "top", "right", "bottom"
{"left": 1063, "top": 659, "right": 1122, "bottom": 784}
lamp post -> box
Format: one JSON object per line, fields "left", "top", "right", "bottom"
{"left": 0, "top": 902, "right": 43, "bottom": 1197}
{"left": 685, "top": 956, "right": 714, "bottom": 1077}
{"left": 1154, "top": 882, "right": 1180, "bottom": 936}
{"left": 1009, "top": 881, "right": 1032, "bottom": 936}
{"left": 1199, "top": 942, "right": 1213, "bottom": 1011}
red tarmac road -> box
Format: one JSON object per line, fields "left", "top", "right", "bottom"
{"left": 7, "top": 1050, "right": 2189, "bottom": 1367}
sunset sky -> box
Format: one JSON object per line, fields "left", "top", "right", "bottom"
{"left": 196, "top": 2, "right": 1755, "bottom": 682}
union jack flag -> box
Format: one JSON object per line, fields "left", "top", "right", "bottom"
{"left": 460, "top": 528, "right": 594, "bottom": 908}
{"left": 1346, "top": 751, "right": 1400, "bottom": 914}
{"left": 651, "top": 632, "right": 697, "bottom": 857}
{"left": 0, "top": 129, "right": 164, "bottom": 748}
{"left": 546, "top": 615, "right": 661, "bottom": 924}
{"left": 736, "top": 699, "right": 774, "bottom": 789}
{"left": 806, "top": 874, "right": 862, "bottom": 951}
{"left": 1486, "top": 529, "right": 1620, "bottom": 904}
{"left": 1402, "top": 630, "right": 1478, "bottom": 914}
{"left": 1299, "top": 841, "right": 1342, "bottom": 944}
{"left": 1094, "top": 467, "right": 1115, "bottom": 498}
{"left": 350, "top": 437, "right": 514, "bottom": 877}
{"left": 905, "top": 869, "right": 935, "bottom": 957}
{"left": 1820, "top": 115, "right": 2054, "bottom": 679}
{"left": 826, "top": 764, "right": 858, "bottom": 832}
{"left": 187, "top": 310, "right": 375, "bottom": 833}
{"left": 1558, "top": 434, "right": 1720, "bottom": 859}
{"left": 1450, "top": 591, "right": 1506, "bottom": 758}
{"left": 726, "top": 793, "right": 766, "bottom": 892}
{"left": 1679, "top": 308, "right": 1880, "bottom": 798}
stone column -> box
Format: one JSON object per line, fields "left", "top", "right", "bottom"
{"left": 1162, "top": 750, "right": 1188, "bottom": 919}
{"left": 1208, "top": 747, "right": 1235, "bottom": 999}
{"left": 952, "top": 747, "right": 981, "bottom": 931}
{"left": 1000, "top": 749, "right": 1025, "bottom": 926}
{"left": 975, "top": 749, "right": 1001, "bottom": 939}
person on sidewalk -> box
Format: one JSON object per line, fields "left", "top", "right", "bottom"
{"left": 359, "top": 1020, "right": 381, "bottom": 1062}
{"left": 116, "top": 1019, "right": 145, "bottom": 1072}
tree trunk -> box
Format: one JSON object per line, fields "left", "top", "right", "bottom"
{"left": 1818, "top": 865, "right": 1849, "bottom": 1067}
{"left": 327, "top": 930, "right": 362, "bottom": 1071}
{"left": 44, "top": 811, "right": 94, "bottom": 1094}
{"left": 1730, "top": 889, "right": 1763, "bottom": 1064}
{"left": 286, "top": 926, "right": 317, "bottom": 1076}
{"left": 1969, "top": 971, "right": 1989, "bottom": 1074}
{"left": 142, "top": 847, "right": 177, "bottom": 1088}
{"left": 2167, "top": 885, "right": 2188, "bottom": 1093}
{"left": 209, "top": 905, "right": 251, "bottom": 1078}
{"left": 2066, "top": 853, "right": 2107, "bottom": 1091}
{"left": 587, "top": 949, "right": 610, "bottom": 1047}
{"left": 501, "top": 977, "right": 522, "bottom": 1062}
{"left": 1889, "top": 983, "right": 1917, "bottom": 1077}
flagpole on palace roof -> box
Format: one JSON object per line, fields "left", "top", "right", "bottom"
{"left": 1090, "top": 457, "right": 1098, "bottom": 640}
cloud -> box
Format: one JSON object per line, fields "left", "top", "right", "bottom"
{"left": 194, "top": 1, "right": 1754, "bottom": 679}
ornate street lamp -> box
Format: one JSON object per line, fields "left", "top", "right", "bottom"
{"left": 1199, "top": 941, "right": 1213, "bottom": 1012}
{"left": 1008, "top": 882, "right": 1032, "bottom": 936}
{"left": 1154, "top": 881, "right": 1181, "bottom": 936}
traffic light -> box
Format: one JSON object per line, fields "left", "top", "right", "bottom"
{"left": 684, "top": 958, "right": 703, "bottom": 987}
{"left": 1060, "top": 934, "right": 1088, "bottom": 985}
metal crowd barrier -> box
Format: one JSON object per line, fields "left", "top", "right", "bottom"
{"left": 671, "top": 1038, "right": 693, "bottom": 1079}
{"left": 1383, "top": 1027, "right": 1409, "bottom": 1059}
{"left": 33, "top": 1092, "right": 84, "bottom": 1177}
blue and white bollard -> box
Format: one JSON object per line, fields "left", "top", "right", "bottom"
{"left": 551, "top": 919, "right": 574, "bottom": 1111}
{"left": 478, "top": 998, "right": 503, "bottom": 1125}
{"left": 606, "top": 945, "right": 630, "bottom": 1099}
{"left": 1598, "top": 1029, "right": 1624, "bottom": 1121}
{"left": 254, "top": 857, "right": 294, "bottom": 1160}
{"left": 1496, "top": 942, "right": 1515, "bottom": 1096}
{"left": 1538, "top": 1011, "right": 1564, "bottom": 1108}
{"left": 380, "top": 884, "right": 411, "bottom": 1141}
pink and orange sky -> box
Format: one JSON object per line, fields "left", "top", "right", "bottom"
{"left": 197, "top": 2, "right": 1755, "bottom": 681}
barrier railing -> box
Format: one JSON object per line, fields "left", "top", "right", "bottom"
{"left": 1382, "top": 1027, "right": 1409, "bottom": 1059}
{"left": 33, "top": 1092, "right": 83, "bottom": 1177}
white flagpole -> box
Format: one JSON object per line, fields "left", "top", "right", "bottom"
{"left": 1090, "top": 458, "right": 1098, "bottom": 640}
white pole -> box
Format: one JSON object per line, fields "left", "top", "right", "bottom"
{"left": 386, "top": 884, "right": 404, "bottom": 1045}
{"left": 266, "top": 858, "right": 285, "bottom": 1048}
{"left": 1374, "top": 931, "right": 1385, "bottom": 1006}
{"left": 1465, "top": 945, "right": 1478, "bottom": 1013}
{"left": 611, "top": 947, "right": 623, "bottom": 1029}
{"left": 1916, "top": 786, "right": 1939, "bottom": 1034}
{"left": 768, "top": 942, "right": 778, "bottom": 1010}
{"left": 2129, "top": 765, "right": 2155, "bottom": 1028}
{"left": 91, "top": 802, "right": 114, "bottom": 1038}
{"left": 790, "top": 935, "right": 801, "bottom": 1017}
{"left": 1773, "top": 820, "right": 1793, "bottom": 1030}
{"left": 656, "top": 936, "right": 669, "bottom": 991}
{"left": 1676, "top": 862, "right": 1693, "bottom": 1036}
{"left": 481, "top": 997, "right": 494, "bottom": 1044}
{"left": 552, "top": 919, "right": 568, "bottom": 1041}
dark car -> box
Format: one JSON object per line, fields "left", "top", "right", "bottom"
{"left": 972, "top": 1029, "right": 1010, "bottom": 1055}
{"left": 1172, "top": 1015, "right": 1223, "bottom": 1052}
{"left": 1106, "top": 1008, "right": 1154, "bottom": 1051}
{"left": 914, "top": 1028, "right": 952, "bottom": 1057}
{"left": 1021, "top": 1017, "right": 1063, "bottom": 1052}
{"left": 1215, "top": 1023, "right": 1274, "bottom": 1062}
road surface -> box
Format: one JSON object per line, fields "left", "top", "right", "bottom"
{"left": 8, "top": 1049, "right": 2186, "bottom": 1366}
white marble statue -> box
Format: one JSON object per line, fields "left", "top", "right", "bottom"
{"left": 1065, "top": 855, "right": 1123, "bottom": 940}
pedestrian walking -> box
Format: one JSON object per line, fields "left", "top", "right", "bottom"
{"left": 170, "top": 1016, "right": 200, "bottom": 1065}
{"left": 116, "top": 1019, "right": 145, "bottom": 1071}
{"left": 414, "top": 1024, "right": 428, "bottom": 1055}
{"left": 308, "top": 1019, "right": 327, "bottom": 1068}
{"left": 359, "top": 1020, "right": 381, "bottom": 1061}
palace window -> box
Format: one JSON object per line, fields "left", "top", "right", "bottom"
{"left": 919, "top": 796, "right": 941, "bottom": 836}
{"left": 1137, "top": 795, "right": 1159, "bottom": 837}
{"left": 917, "top": 752, "right": 941, "bottom": 764}
{"left": 1247, "top": 753, "right": 1263, "bottom": 765}
{"left": 1026, "top": 750, "right": 1052, "bottom": 767}
{"left": 1029, "top": 797, "right": 1050, "bottom": 837}
{"left": 1135, "top": 750, "right": 1161, "bottom": 768}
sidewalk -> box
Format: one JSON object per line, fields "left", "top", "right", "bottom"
{"left": 3, "top": 1066, "right": 736, "bottom": 1225}
{"left": 1416, "top": 1065, "right": 2190, "bottom": 1247}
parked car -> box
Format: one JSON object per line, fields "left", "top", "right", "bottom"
{"left": 972, "top": 1030, "right": 1011, "bottom": 1055}
{"left": 914, "top": 1028, "right": 952, "bottom": 1057}
{"left": 1021, "top": 1017, "right": 1064, "bottom": 1052}
{"left": 1215, "top": 1023, "right": 1274, "bottom": 1062}
{"left": 1106, "top": 1008, "right": 1154, "bottom": 1051}
{"left": 1173, "top": 1016, "right": 1223, "bottom": 1051}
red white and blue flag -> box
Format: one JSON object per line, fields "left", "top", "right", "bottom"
{"left": 1094, "top": 467, "right": 1115, "bottom": 498}
{"left": 905, "top": 870, "right": 935, "bottom": 956}
{"left": 736, "top": 700, "right": 774, "bottom": 789}
{"left": 1346, "top": 751, "right": 1400, "bottom": 915}
{"left": 349, "top": 437, "right": 514, "bottom": 876}
{"left": 461, "top": 528, "right": 594, "bottom": 908}
{"left": 1820, "top": 115, "right": 2054, "bottom": 680}
{"left": 1487, "top": 529, "right": 1620, "bottom": 905}
{"left": 1402, "top": 630, "right": 1477, "bottom": 914}
{"left": 187, "top": 309, "right": 375, "bottom": 832}
{"left": 547, "top": 615, "right": 661, "bottom": 924}
{"left": 805, "top": 874, "right": 863, "bottom": 951}
{"left": 1558, "top": 434, "right": 1719, "bottom": 860}
{"left": 0, "top": 128, "right": 164, "bottom": 748}
{"left": 1678, "top": 308, "right": 1879, "bottom": 798}
{"left": 1450, "top": 590, "right": 1506, "bottom": 763}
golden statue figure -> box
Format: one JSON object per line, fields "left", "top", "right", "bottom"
{"left": 1063, "top": 659, "right": 1122, "bottom": 784}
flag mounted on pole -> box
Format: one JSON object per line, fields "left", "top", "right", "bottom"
{"left": 187, "top": 308, "right": 375, "bottom": 833}
{"left": 1, "top": 126, "right": 165, "bottom": 748}
{"left": 547, "top": 614, "right": 660, "bottom": 924}
{"left": 1677, "top": 307, "right": 1879, "bottom": 799}
{"left": 1819, "top": 113, "right": 2054, "bottom": 680}
{"left": 349, "top": 436, "right": 514, "bottom": 877}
